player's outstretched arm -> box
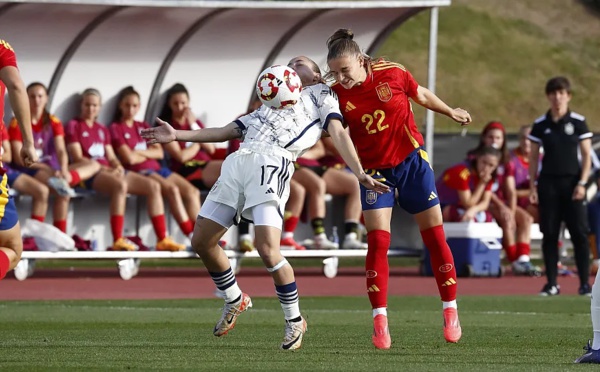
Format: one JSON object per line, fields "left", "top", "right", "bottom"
{"left": 0, "top": 66, "right": 37, "bottom": 167}
{"left": 141, "top": 118, "right": 242, "bottom": 145}
{"left": 327, "top": 120, "right": 389, "bottom": 194}
{"left": 412, "top": 86, "right": 471, "bottom": 126}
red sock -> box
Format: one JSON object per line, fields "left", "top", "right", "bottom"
{"left": 69, "top": 171, "right": 81, "bottom": 187}
{"left": 366, "top": 230, "right": 391, "bottom": 309}
{"left": 110, "top": 215, "right": 124, "bottom": 241}
{"left": 421, "top": 225, "right": 457, "bottom": 302}
{"left": 0, "top": 250, "right": 10, "bottom": 280}
{"left": 504, "top": 244, "right": 518, "bottom": 262}
{"left": 284, "top": 216, "right": 299, "bottom": 233}
{"left": 179, "top": 219, "right": 194, "bottom": 236}
{"left": 31, "top": 215, "right": 45, "bottom": 222}
{"left": 151, "top": 214, "right": 167, "bottom": 241}
{"left": 53, "top": 220, "right": 67, "bottom": 233}
{"left": 516, "top": 242, "right": 530, "bottom": 258}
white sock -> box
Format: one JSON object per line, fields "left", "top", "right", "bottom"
{"left": 591, "top": 272, "right": 600, "bottom": 349}
{"left": 282, "top": 232, "right": 294, "bottom": 239}
{"left": 240, "top": 234, "right": 252, "bottom": 241}
{"left": 373, "top": 307, "right": 387, "bottom": 318}
{"left": 443, "top": 300, "right": 457, "bottom": 310}
{"left": 345, "top": 232, "right": 358, "bottom": 241}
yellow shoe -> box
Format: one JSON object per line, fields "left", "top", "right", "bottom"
{"left": 113, "top": 237, "right": 138, "bottom": 251}
{"left": 156, "top": 237, "right": 186, "bottom": 252}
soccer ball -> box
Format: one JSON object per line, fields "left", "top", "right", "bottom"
{"left": 256, "top": 65, "right": 302, "bottom": 110}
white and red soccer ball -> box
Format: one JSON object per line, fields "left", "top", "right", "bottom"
{"left": 256, "top": 65, "right": 302, "bottom": 110}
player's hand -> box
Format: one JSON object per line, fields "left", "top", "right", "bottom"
{"left": 451, "top": 108, "right": 471, "bottom": 126}
{"left": 20, "top": 141, "right": 38, "bottom": 167}
{"left": 572, "top": 184, "right": 586, "bottom": 201}
{"left": 112, "top": 165, "right": 125, "bottom": 177}
{"left": 529, "top": 188, "right": 538, "bottom": 205}
{"left": 141, "top": 118, "right": 177, "bottom": 144}
{"left": 460, "top": 207, "right": 476, "bottom": 222}
{"left": 357, "top": 173, "right": 390, "bottom": 194}
{"left": 184, "top": 107, "right": 196, "bottom": 126}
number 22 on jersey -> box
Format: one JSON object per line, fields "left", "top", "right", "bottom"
{"left": 362, "top": 110, "right": 389, "bottom": 135}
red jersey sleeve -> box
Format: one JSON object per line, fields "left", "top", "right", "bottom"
{"left": 65, "top": 120, "right": 79, "bottom": 144}
{"left": 443, "top": 165, "right": 471, "bottom": 191}
{"left": 400, "top": 67, "right": 419, "bottom": 99}
{"left": 109, "top": 124, "right": 126, "bottom": 148}
{"left": 49, "top": 115, "right": 64, "bottom": 137}
{"left": 0, "top": 40, "right": 17, "bottom": 69}
{"left": 505, "top": 160, "right": 516, "bottom": 177}
{"left": 7, "top": 118, "right": 22, "bottom": 142}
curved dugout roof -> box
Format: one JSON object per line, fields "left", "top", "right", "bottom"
{"left": 0, "top": 0, "right": 450, "bottom": 130}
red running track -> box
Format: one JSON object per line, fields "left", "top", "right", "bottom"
{"left": 0, "top": 267, "right": 590, "bottom": 300}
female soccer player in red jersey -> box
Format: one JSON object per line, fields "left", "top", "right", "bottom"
{"left": 436, "top": 146, "right": 500, "bottom": 223}
{"left": 110, "top": 86, "right": 200, "bottom": 240}
{"left": 326, "top": 28, "right": 471, "bottom": 349}
{"left": 0, "top": 39, "right": 38, "bottom": 280}
{"left": 468, "top": 122, "right": 537, "bottom": 275}
{"left": 158, "top": 83, "right": 223, "bottom": 190}
{"left": 67, "top": 88, "right": 184, "bottom": 251}
{"left": 9, "top": 82, "right": 101, "bottom": 233}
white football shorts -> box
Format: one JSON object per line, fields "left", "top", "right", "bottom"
{"left": 201, "top": 149, "right": 294, "bottom": 226}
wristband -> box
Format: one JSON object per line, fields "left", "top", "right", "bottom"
{"left": 578, "top": 180, "right": 587, "bottom": 187}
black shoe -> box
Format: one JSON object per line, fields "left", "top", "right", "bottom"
{"left": 579, "top": 283, "right": 592, "bottom": 296}
{"left": 539, "top": 283, "right": 560, "bottom": 296}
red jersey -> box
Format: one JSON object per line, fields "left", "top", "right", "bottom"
{"left": 332, "top": 60, "right": 423, "bottom": 169}
{"left": 169, "top": 119, "right": 212, "bottom": 171}
{"left": 66, "top": 119, "right": 111, "bottom": 166}
{"left": 0, "top": 39, "right": 17, "bottom": 146}
{"left": 109, "top": 121, "right": 161, "bottom": 172}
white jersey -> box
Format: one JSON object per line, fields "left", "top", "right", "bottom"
{"left": 234, "top": 83, "right": 343, "bottom": 160}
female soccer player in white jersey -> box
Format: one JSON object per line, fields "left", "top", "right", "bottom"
{"left": 141, "top": 56, "right": 388, "bottom": 351}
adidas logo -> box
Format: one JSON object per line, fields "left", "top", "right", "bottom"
{"left": 441, "top": 278, "right": 457, "bottom": 287}
{"left": 428, "top": 191, "right": 437, "bottom": 201}
{"left": 265, "top": 188, "right": 275, "bottom": 194}
{"left": 544, "top": 128, "right": 551, "bottom": 134}
{"left": 345, "top": 101, "right": 356, "bottom": 112}
{"left": 367, "top": 285, "right": 380, "bottom": 292}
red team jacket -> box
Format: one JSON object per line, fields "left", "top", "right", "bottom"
{"left": 332, "top": 60, "right": 424, "bottom": 169}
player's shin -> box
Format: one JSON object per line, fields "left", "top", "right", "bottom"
{"left": 0, "top": 250, "right": 10, "bottom": 279}
{"left": 421, "top": 225, "right": 458, "bottom": 303}
{"left": 366, "top": 230, "right": 391, "bottom": 310}
{"left": 209, "top": 267, "right": 243, "bottom": 304}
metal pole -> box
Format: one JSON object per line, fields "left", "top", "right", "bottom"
{"left": 425, "top": 6, "right": 439, "bottom": 162}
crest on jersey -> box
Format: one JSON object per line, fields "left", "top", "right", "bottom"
{"left": 376, "top": 83, "right": 392, "bottom": 102}
{"left": 366, "top": 190, "right": 377, "bottom": 205}
{"left": 564, "top": 122, "right": 574, "bottom": 135}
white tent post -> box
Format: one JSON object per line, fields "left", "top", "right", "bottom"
{"left": 425, "top": 6, "right": 439, "bottom": 161}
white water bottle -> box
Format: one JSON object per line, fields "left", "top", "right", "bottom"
{"left": 331, "top": 226, "right": 339, "bottom": 246}
{"left": 90, "top": 229, "right": 98, "bottom": 251}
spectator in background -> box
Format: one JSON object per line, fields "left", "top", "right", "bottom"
{"left": 292, "top": 140, "right": 339, "bottom": 249}
{"left": 528, "top": 76, "right": 592, "bottom": 296}
{"left": 280, "top": 178, "right": 307, "bottom": 250}
{"left": 110, "top": 86, "right": 200, "bottom": 240}
{"left": 1, "top": 122, "right": 52, "bottom": 225}
{"left": 9, "top": 82, "right": 101, "bottom": 233}
{"left": 158, "top": 83, "right": 223, "bottom": 190}
{"left": 320, "top": 137, "right": 366, "bottom": 249}
{"left": 512, "top": 125, "right": 540, "bottom": 221}
{"left": 469, "top": 122, "right": 538, "bottom": 276}
{"left": 67, "top": 88, "right": 184, "bottom": 252}
{"left": 437, "top": 146, "right": 501, "bottom": 222}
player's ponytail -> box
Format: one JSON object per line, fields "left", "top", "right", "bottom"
{"left": 326, "top": 29, "right": 361, "bottom": 62}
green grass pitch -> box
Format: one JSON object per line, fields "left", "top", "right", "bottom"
{"left": 0, "top": 296, "right": 596, "bottom": 371}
